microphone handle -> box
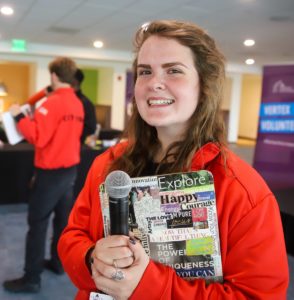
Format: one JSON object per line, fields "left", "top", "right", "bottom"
{"left": 109, "top": 196, "right": 129, "bottom": 235}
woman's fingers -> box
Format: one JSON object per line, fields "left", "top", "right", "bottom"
{"left": 93, "top": 235, "right": 134, "bottom": 265}
{"left": 94, "top": 246, "right": 133, "bottom": 265}
{"left": 93, "top": 259, "right": 120, "bottom": 279}
{"left": 91, "top": 268, "right": 116, "bottom": 296}
{"left": 113, "top": 255, "right": 134, "bottom": 268}
{"left": 91, "top": 261, "right": 131, "bottom": 300}
{"left": 92, "top": 255, "right": 134, "bottom": 279}
{"left": 91, "top": 239, "right": 150, "bottom": 300}
{"left": 98, "top": 235, "right": 131, "bottom": 248}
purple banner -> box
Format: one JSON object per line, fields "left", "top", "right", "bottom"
{"left": 253, "top": 65, "right": 294, "bottom": 191}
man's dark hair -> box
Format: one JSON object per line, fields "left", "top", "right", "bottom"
{"left": 75, "top": 69, "right": 84, "bottom": 84}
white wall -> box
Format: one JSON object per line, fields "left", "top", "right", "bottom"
{"left": 0, "top": 43, "right": 132, "bottom": 130}
{"left": 226, "top": 64, "right": 262, "bottom": 142}
{"left": 238, "top": 74, "right": 262, "bottom": 139}
{"left": 97, "top": 67, "right": 114, "bottom": 106}
{"left": 111, "top": 68, "right": 127, "bottom": 130}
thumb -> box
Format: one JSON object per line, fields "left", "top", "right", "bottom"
{"left": 128, "top": 237, "right": 149, "bottom": 264}
{"left": 128, "top": 237, "right": 150, "bottom": 279}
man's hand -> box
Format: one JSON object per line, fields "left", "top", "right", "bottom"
{"left": 9, "top": 104, "right": 22, "bottom": 117}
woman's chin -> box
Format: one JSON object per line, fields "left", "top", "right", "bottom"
{"left": 145, "top": 120, "right": 167, "bottom": 128}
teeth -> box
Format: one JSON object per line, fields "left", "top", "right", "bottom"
{"left": 148, "top": 99, "right": 174, "bottom": 106}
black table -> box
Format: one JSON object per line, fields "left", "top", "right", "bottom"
{"left": 0, "top": 143, "right": 106, "bottom": 204}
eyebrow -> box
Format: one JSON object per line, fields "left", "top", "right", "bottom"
{"left": 137, "top": 62, "right": 188, "bottom": 69}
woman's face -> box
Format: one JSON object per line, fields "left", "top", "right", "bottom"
{"left": 134, "top": 35, "right": 200, "bottom": 137}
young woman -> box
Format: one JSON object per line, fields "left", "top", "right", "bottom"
{"left": 58, "top": 20, "right": 289, "bottom": 300}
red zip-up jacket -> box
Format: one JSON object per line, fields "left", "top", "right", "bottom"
{"left": 17, "top": 87, "right": 84, "bottom": 169}
{"left": 58, "top": 142, "right": 289, "bottom": 299}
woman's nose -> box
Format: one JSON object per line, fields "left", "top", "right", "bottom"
{"left": 153, "top": 82, "right": 165, "bottom": 91}
{"left": 149, "top": 74, "right": 165, "bottom": 91}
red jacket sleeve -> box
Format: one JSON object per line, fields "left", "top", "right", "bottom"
{"left": 17, "top": 97, "right": 59, "bottom": 148}
{"left": 27, "top": 88, "right": 46, "bottom": 105}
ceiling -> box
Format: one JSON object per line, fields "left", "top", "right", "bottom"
{"left": 0, "top": 0, "right": 294, "bottom": 67}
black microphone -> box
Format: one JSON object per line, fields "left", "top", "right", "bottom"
{"left": 105, "top": 170, "right": 132, "bottom": 235}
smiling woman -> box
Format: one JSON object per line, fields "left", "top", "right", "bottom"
{"left": 58, "top": 20, "right": 289, "bottom": 300}
{"left": 135, "top": 36, "right": 199, "bottom": 144}
{"left": 110, "top": 20, "right": 227, "bottom": 175}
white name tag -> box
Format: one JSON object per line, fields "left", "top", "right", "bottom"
{"left": 90, "top": 292, "right": 115, "bottom": 300}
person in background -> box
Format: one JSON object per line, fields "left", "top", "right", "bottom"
{"left": 58, "top": 20, "right": 289, "bottom": 300}
{"left": 27, "top": 68, "right": 97, "bottom": 145}
{"left": 72, "top": 68, "right": 97, "bottom": 145}
{"left": 3, "top": 56, "right": 84, "bottom": 293}
{"left": 0, "top": 124, "right": 8, "bottom": 143}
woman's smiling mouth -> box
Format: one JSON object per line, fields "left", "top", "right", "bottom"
{"left": 147, "top": 99, "right": 175, "bottom": 106}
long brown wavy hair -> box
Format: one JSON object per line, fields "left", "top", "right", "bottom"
{"left": 109, "top": 20, "right": 227, "bottom": 176}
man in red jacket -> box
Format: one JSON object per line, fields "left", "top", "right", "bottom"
{"left": 26, "top": 68, "right": 97, "bottom": 145}
{"left": 3, "top": 57, "right": 84, "bottom": 293}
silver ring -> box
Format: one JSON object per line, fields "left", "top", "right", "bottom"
{"left": 111, "top": 259, "right": 124, "bottom": 280}
{"left": 111, "top": 269, "right": 125, "bottom": 281}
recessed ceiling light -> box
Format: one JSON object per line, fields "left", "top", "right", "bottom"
{"left": 0, "top": 6, "right": 14, "bottom": 16}
{"left": 245, "top": 58, "right": 255, "bottom": 65}
{"left": 244, "top": 39, "right": 255, "bottom": 46}
{"left": 93, "top": 40, "right": 103, "bottom": 48}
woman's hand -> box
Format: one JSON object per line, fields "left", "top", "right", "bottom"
{"left": 92, "top": 235, "right": 134, "bottom": 269}
{"left": 91, "top": 236, "right": 150, "bottom": 300}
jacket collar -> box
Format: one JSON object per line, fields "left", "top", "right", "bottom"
{"left": 111, "top": 141, "right": 221, "bottom": 171}
{"left": 190, "top": 142, "right": 221, "bottom": 170}
{"left": 53, "top": 87, "right": 75, "bottom": 95}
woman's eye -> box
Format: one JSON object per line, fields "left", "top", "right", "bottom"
{"left": 138, "top": 69, "right": 151, "bottom": 76}
{"left": 167, "top": 68, "right": 182, "bottom": 74}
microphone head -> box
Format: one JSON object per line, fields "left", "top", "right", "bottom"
{"left": 105, "top": 170, "right": 132, "bottom": 198}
